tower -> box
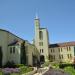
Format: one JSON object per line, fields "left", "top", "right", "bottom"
{"left": 34, "top": 15, "right": 49, "bottom": 63}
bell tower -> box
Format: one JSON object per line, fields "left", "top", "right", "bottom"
{"left": 34, "top": 14, "right": 49, "bottom": 63}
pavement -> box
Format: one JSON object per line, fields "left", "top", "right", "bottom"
{"left": 43, "top": 68, "right": 70, "bottom": 75}
{"left": 34, "top": 67, "right": 49, "bottom": 75}
{"left": 34, "top": 66, "right": 71, "bottom": 75}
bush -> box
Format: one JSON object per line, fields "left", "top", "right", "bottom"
{"left": 42, "top": 62, "right": 50, "bottom": 67}
{"left": 15, "top": 64, "right": 25, "bottom": 68}
{"left": 64, "top": 67, "right": 75, "bottom": 75}
{"left": 51, "top": 63, "right": 59, "bottom": 69}
{"left": 3, "top": 61, "right": 15, "bottom": 68}
{"left": 20, "top": 66, "right": 33, "bottom": 74}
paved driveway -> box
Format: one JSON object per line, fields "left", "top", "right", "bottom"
{"left": 43, "top": 69, "right": 70, "bottom": 75}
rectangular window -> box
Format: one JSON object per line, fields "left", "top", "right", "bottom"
{"left": 10, "top": 47, "right": 12, "bottom": 53}
{"left": 67, "top": 54, "right": 69, "bottom": 59}
{"left": 51, "top": 49, "right": 52, "bottom": 53}
{"left": 61, "top": 48, "right": 62, "bottom": 52}
{"left": 58, "top": 48, "right": 60, "bottom": 52}
{"left": 53, "top": 49, "right": 55, "bottom": 52}
{"left": 59, "top": 55, "right": 61, "bottom": 59}
{"left": 13, "top": 47, "right": 15, "bottom": 53}
{"left": 42, "top": 49, "right": 43, "bottom": 53}
{"left": 54, "top": 55, "right": 55, "bottom": 60}
{"left": 40, "top": 49, "right": 41, "bottom": 53}
{"left": 69, "top": 47, "right": 71, "bottom": 51}
{"left": 70, "top": 54, "right": 72, "bottom": 58}
{"left": 61, "top": 55, "right": 63, "bottom": 59}
{"left": 67, "top": 47, "right": 68, "bottom": 51}
{"left": 39, "top": 42, "right": 43, "bottom": 46}
{"left": 39, "top": 31, "right": 43, "bottom": 40}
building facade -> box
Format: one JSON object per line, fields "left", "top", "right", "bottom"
{"left": 1, "top": 17, "right": 75, "bottom": 67}
{"left": 34, "top": 16, "right": 49, "bottom": 63}
{"left": 0, "top": 29, "right": 39, "bottom": 67}
{"left": 49, "top": 42, "right": 75, "bottom": 63}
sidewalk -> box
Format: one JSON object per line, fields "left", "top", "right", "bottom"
{"left": 34, "top": 67, "right": 49, "bottom": 75}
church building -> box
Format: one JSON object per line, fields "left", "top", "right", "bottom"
{"left": 34, "top": 15, "right": 49, "bottom": 63}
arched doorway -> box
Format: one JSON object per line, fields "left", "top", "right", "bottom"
{"left": 40, "top": 55, "right": 45, "bottom": 64}
{"left": 0, "top": 47, "right": 2, "bottom": 67}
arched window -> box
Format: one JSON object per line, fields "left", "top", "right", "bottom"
{"left": 39, "top": 31, "right": 43, "bottom": 40}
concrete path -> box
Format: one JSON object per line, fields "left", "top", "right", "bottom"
{"left": 43, "top": 69, "right": 70, "bottom": 75}
{"left": 34, "top": 67, "right": 49, "bottom": 75}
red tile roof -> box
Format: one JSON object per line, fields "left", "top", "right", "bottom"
{"left": 49, "top": 41, "right": 75, "bottom": 48}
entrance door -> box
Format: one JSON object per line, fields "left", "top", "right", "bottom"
{"left": 0, "top": 47, "right": 2, "bottom": 67}
{"left": 40, "top": 55, "right": 45, "bottom": 64}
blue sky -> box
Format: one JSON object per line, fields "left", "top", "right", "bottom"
{"left": 0, "top": 0, "right": 75, "bottom": 44}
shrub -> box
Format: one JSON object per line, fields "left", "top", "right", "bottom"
{"left": 15, "top": 64, "right": 25, "bottom": 68}
{"left": 64, "top": 66, "right": 75, "bottom": 75}
{"left": 3, "top": 61, "right": 15, "bottom": 68}
{"left": 42, "top": 62, "right": 50, "bottom": 67}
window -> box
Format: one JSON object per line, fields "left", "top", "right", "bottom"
{"left": 67, "top": 54, "right": 72, "bottom": 59}
{"left": 59, "top": 55, "right": 61, "bottom": 59}
{"left": 67, "top": 47, "right": 68, "bottom": 51}
{"left": 53, "top": 55, "right": 55, "bottom": 60}
{"left": 40, "top": 49, "right": 41, "bottom": 53}
{"left": 69, "top": 47, "right": 71, "bottom": 51}
{"left": 13, "top": 47, "right": 15, "bottom": 53}
{"left": 39, "top": 31, "right": 43, "bottom": 40}
{"left": 59, "top": 55, "right": 63, "bottom": 59}
{"left": 39, "top": 42, "right": 43, "bottom": 46}
{"left": 42, "top": 49, "right": 43, "bottom": 53}
{"left": 70, "top": 54, "right": 72, "bottom": 58}
{"left": 61, "top": 55, "right": 63, "bottom": 59}
{"left": 10, "top": 47, "right": 12, "bottom": 53}
{"left": 51, "top": 49, "right": 52, "bottom": 53}
{"left": 53, "top": 49, "right": 55, "bottom": 52}
{"left": 58, "top": 48, "right": 60, "bottom": 52}
{"left": 61, "top": 48, "right": 62, "bottom": 52}
{"left": 67, "top": 54, "right": 69, "bottom": 59}
{"left": 40, "top": 49, "right": 43, "bottom": 53}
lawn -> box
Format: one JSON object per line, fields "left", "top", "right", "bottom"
{"left": 64, "top": 67, "right": 75, "bottom": 75}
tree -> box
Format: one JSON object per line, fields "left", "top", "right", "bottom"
{"left": 20, "top": 41, "right": 26, "bottom": 65}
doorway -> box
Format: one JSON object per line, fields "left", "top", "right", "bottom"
{"left": 40, "top": 55, "right": 45, "bottom": 64}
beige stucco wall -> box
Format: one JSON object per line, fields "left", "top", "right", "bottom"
{"left": 0, "top": 30, "right": 24, "bottom": 65}
{"left": 34, "top": 19, "right": 49, "bottom": 62}
{"left": 25, "top": 41, "right": 40, "bottom": 66}
{"left": 49, "top": 46, "right": 74, "bottom": 63}
{"left": 0, "top": 30, "right": 8, "bottom": 65}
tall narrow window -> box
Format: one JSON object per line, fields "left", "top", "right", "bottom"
{"left": 61, "top": 48, "right": 62, "bottom": 52}
{"left": 40, "top": 49, "right": 41, "bottom": 53}
{"left": 42, "top": 49, "right": 43, "bottom": 53}
{"left": 39, "top": 31, "right": 43, "bottom": 40}
{"left": 69, "top": 47, "right": 71, "bottom": 51}
{"left": 10, "top": 47, "right": 12, "bottom": 53}
{"left": 51, "top": 49, "right": 52, "bottom": 53}
{"left": 13, "top": 47, "right": 15, "bottom": 53}
{"left": 67, "top": 54, "right": 69, "bottom": 59}
{"left": 58, "top": 48, "right": 60, "bottom": 52}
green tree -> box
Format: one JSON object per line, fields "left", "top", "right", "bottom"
{"left": 20, "top": 41, "right": 26, "bottom": 65}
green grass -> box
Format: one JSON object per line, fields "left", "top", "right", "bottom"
{"left": 64, "top": 67, "right": 75, "bottom": 75}
{"left": 20, "top": 66, "right": 33, "bottom": 74}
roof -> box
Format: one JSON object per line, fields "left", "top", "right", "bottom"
{"left": 0, "top": 29, "right": 24, "bottom": 41}
{"left": 8, "top": 40, "right": 18, "bottom": 46}
{"left": 49, "top": 41, "right": 75, "bottom": 48}
{"left": 40, "top": 28, "right": 46, "bottom": 29}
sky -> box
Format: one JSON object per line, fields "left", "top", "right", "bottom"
{"left": 0, "top": 0, "right": 75, "bottom": 44}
